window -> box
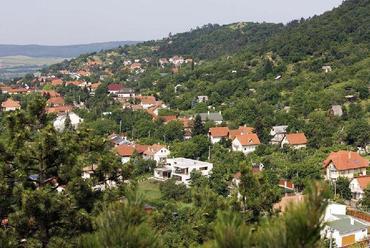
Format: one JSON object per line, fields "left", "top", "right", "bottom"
{"left": 200, "top": 167, "right": 208, "bottom": 171}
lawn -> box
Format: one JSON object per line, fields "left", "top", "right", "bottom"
{"left": 137, "top": 179, "right": 162, "bottom": 202}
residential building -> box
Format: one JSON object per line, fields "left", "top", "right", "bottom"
{"left": 153, "top": 158, "right": 213, "bottom": 186}
{"left": 322, "top": 204, "right": 368, "bottom": 248}
{"left": 53, "top": 112, "right": 83, "bottom": 132}
{"left": 323, "top": 151, "right": 369, "bottom": 181}
{"left": 107, "top": 83, "right": 124, "bottom": 94}
{"left": 228, "top": 126, "right": 254, "bottom": 140}
{"left": 350, "top": 176, "right": 370, "bottom": 200}
{"left": 115, "top": 144, "right": 135, "bottom": 164}
{"left": 330, "top": 105, "right": 343, "bottom": 117}
{"left": 270, "top": 125, "right": 288, "bottom": 145}
{"left": 117, "top": 88, "right": 135, "bottom": 98}
{"left": 82, "top": 164, "right": 98, "bottom": 179}
{"left": 143, "top": 144, "right": 170, "bottom": 165}
{"left": 197, "top": 95, "right": 208, "bottom": 103}
{"left": 232, "top": 133, "right": 261, "bottom": 155}
{"left": 108, "top": 134, "right": 130, "bottom": 147}
{"left": 209, "top": 127, "right": 229, "bottom": 144}
{"left": 281, "top": 133, "right": 307, "bottom": 149}
{"left": 47, "top": 96, "right": 65, "bottom": 107}
{"left": 1, "top": 99, "right": 21, "bottom": 111}
{"left": 199, "top": 112, "right": 223, "bottom": 125}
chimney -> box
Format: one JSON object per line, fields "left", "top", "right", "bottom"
{"left": 350, "top": 218, "right": 354, "bottom": 225}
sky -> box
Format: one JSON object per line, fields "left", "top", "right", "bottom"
{"left": 0, "top": 0, "right": 343, "bottom": 45}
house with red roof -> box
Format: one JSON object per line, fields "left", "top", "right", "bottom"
{"left": 232, "top": 133, "right": 261, "bottom": 155}
{"left": 281, "top": 133, "right": 307, "bottom": 149}
{"left": 228, "top": 126, "right": 254, "bottom": 140}
{"left": 46, "top": 105, "right": 73, "bottom": 114}
{"left": 209, "top": 127, "right": 229, "bottom": 144}
{"left": 323, "top": 151, "right": 369, "bottom": 181}
{"left": 143, "top": 144, "right": 170, "bottom": 165}
{"left": 116, "top": 144, "right": 136, "bottom": 164}
{"left": 47, "top": 96, "right": 65, "bottom": 107}
{"left": 1, "top": 99, "right": 21, "bottom": 111}
{"left": 107, "top": 83, "right": 124, "bottom": 94}
{"left": 51, "top": 78, "right": 63, "bottom": 86}
{"left": 350, "top": 176, "right": 370, "bottom": 200}
{"left": 160, "top": 115, "right": 177, "bottom": 124}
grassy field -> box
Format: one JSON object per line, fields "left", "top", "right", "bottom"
{"left": 137, "top": 179, "right": 162, "bottom": 201}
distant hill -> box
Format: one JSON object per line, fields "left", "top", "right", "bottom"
{"left": 0, "top": 41, "right": 139, "bottom": 58}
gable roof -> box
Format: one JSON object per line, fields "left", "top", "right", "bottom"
{"left": 209, "top": 127, "right": 229, "bottom": 138}
{"left": 285, "top": 133, "right": 307, "bottom": 145}
{"left": 139, "top": 96, "right": 157, "bottom": 105}
{"left": 116, "top": 144, "right": 135, "bottom": 157}
{"left": 160, "top": 115, "right": 177, "bottom": 123}
{"left": 229, "top": 126, "right": 254, "bottom": 139}
{"left": 108, "top": 83, "right": 123, "bottom": 92}
{"left": 234, "top": 133, "right": 260, "bottom": 146}
{"left": 323, "top": 151, "right": 369, "bottom": 171}
{"left": 355, "top": 176, "right": 370, "bottom": 190}
{"left": 143, "top": 144, "right": 167, "bottom": 156}
{"left": 47, "top": 96, "right": 65, "bottom": 106}
{"left": 1, "top": 99, "right": 21, "bottom": 108}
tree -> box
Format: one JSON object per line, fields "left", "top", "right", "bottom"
{"left": 344, "top": 118, "right": 370, "bottom": 148}
{"left": 64, "top": 113, "right": 73, "bottom": 131}
{"left": 360, "top": 186, "right": 370, "bottom": 210}
{"left": 160, "top": 179, "right": 189, "bottom": 201}
{"left": 335, "top": 177, "right": 352, "bottom": 200}
{"left": 192, "top": 114, "right": 205, "bottom": 136}
{"left": 79, "top": 192, "right": 160, "bottom": 248}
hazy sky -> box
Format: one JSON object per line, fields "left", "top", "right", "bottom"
{"left": 0, "top": 0, "right": 343, "bottom": 45}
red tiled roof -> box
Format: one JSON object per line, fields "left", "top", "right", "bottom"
{"left": 46, "top": 105, "right": 72, "bottom": 114}
{"left": 41, "top": 90, "right": 60, "bottom": 98}
{"left": 234, "top": 133, "right": 260, "bottom": 146}
{"left": 160, "top": 115, "right": 177, "bottom": 123}
{"left": 229, "top": 126, "right": 254, "bottom": 139}
{"left": 323, "top": 151, "right": 369, "bottom": 171}
{"left": 47, "top": 96, "right": 65, "bottom": 106}
{"left": 139, "top": 96, "right": 156, "bottom": 105}
{"left": 179, "top": 117, "right": 192, "bottom": 129}
{"left": 116, "top": 144, "right": 135, "bottom": 157}
{"left": 1, "top": 99, "right": 20, "bottom": 108}
{"left": 286, "top": 133, "right": 307, "bottom": 145}
{"left": 90, "top": 82, "right": 101, "bottom": 90}
{"left": 135, "top": 144, "right": 151, "bottom": 154}
{"left": 355, "top": 176, "right": 370, "bottom": 190}
{"left": 51, "top": 78, "right": 63, "bottom": 86}
{"left": 209, "top": 127, "right": 229, "bottom": 138}
{"left": 143, "top": 144, "right": 166, "bottom": 156}
{"left": 108, "top": 83, "right": 123, "bottom": 92}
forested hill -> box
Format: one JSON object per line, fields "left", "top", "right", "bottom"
{"left": 152, "top": 22, "right": 284, "bottom": 59}
{"left": 264, "top": 0, "right": 370, "bottom": 62}
{"left": 0, "top": 41, "right": 139, "bottom": 58}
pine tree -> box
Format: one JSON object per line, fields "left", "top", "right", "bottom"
{"left": 192, "top": 114, "right": 205, "bottom": 136}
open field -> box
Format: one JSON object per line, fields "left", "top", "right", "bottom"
{"left": 137, "top": 179, "right": 162, "bottom": 201}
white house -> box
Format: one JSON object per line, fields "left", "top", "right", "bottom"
{"left": 323, "top": 151, "right": 369, "bottom": 181}
{"left": 117, "top": 88, "right": 135, "bottom": 99}
{"left": 53, "top": 112, "right": 83, "bottom": 132}
{"left": 209, "top": 127, "right": 229, "bottom": 144}
{"left": 232, "top": 133, "right": 261, "bottom": 155}
{"left": 322, "top": 204, "right": 368, "bottom": 248}
{"left": 350, "top": 176, "right": 370, "bottom": 200}
{"left": 270, "top": 125, "right": 288, "bottom": 145}
{"left": 115, "top": 144, "right": 135, "bottom": 164}
{"left": 153, "top": 158, "right": 213, "bottom": 187}
{"left": 281, "top": 133, "right": 307, "bottom": 149}
{"left": 143, "top": 144, "right": 170, "bottom": 165}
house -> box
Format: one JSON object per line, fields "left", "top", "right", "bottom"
{"left": 323, "top": 204, "right": 368, "bottom": 248}
{"left": 1, "top": 99, "right": 21, "bottom": 111}
{"left": 117, "top": 88, "right": 135, "bottom": 98}
{"left": 323, "top": 151, "right": 369, "bottom": 181}
{"left": 209, "top": 127, "right": 229, "bottom": 144}
{"left": 115, "top": 144, "right": 136, "bottom": 164}
{"left": 199, "top": 112, "right": 223, "bottom": 125}
{"left": 279, "top": 179, "right": 295, "bottom": 195}
{"left": 47, "top": 96, "right": 65, "bottom": 107}
{"left": 228, "top": 126, "right": 254, "bottom": 140}
{"left": 232, "top": 133, "right": 261, "bottom": 155}
{"left": 270, "top": 125, "right": 288, "bottom": 145}
{"left": 82, "top": 164, "right": 98, "bottom": 179}
{"left": 53, "top": 112, "right": 83, "bottom": 132}
{"left": 330, "top": 105, "right": 343, "bottom": 117}
{"left": 350, "top": 176, "right": 370, "bottom": 200}
{"left": 108, "top": 134, "right": 130, "bottom": 147}
{"left": 130, "top": 63, "right": 142, "bottom": 71}
{"left": 322, "top": 65, "right": 332, "bottom": 73}
{"left": 169, "top": 56, "right": 185, "bottom": 66}
{"left": 281, "top": 133, "right": 307, "bottom": 149}
{"left": 143, "top": 144, "right": 170, "bottom": 165}
{"left": 51, "top": 78, "right": 63, "bottom": 86}
{"left": 138, "top": 96, "right": 157, "bottom": 109}
{"left": 46, "top": 105, "right": 73, "bottom": 114}
{"left": 153, "top": 158, "right": 213, "bottom": 187}
{"left": 107, "top": 83, "right": 124, "bottom": 94}
{"left": 160, "top": 115, "right": 177, "bottom": 124}
{"left": 179, "top": 117, "right": 193, "bottom": 140}
{"left": 159, "top": 58, "right": 169, "bottom": 66}
{"left": 197, "top": 95, "right": 209, "bottom": 103}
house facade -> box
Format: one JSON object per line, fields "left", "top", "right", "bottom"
{"left": 281, "top": 133, "right": 307, "bottom": 149}
{"left": 143, "top": 144, "right": 170, "bottom": 165}
{"left": 270, "top": 125, "right": 288, "bottom": 145}
{"left": 232, "top": 133, "right": 260, "bottom": 155}
{"left": 350, "top": 176, "right": 370, "bottom": 200}
{"left": 1, "top": 99, "right": 21, "bottom": 111}
{"left": 323, "top": 151, "right": 369, "bottom": 181}
{"left": 153, "top": 158, "right": 213, "bottom": 186}
{"left": 209, "top": 127, "right": 229, "bottom": 144}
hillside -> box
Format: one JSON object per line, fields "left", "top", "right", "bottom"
{"left": 0, "top": 0, "right": 369, "bottom": 247}
{"left": 0, "top": 41, "right": 139, "bottom": 58}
